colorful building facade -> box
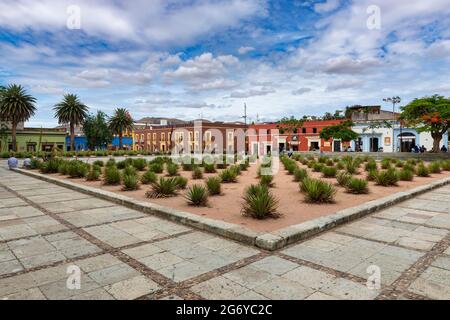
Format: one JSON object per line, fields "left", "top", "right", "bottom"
{"left": 0, "top": 127, "right": 66, "bottom": 153}
{"left": 248, "top": 119, "right": 345, "bottom": 155}
{"left": 134, "top": 121, "right": 247, "bottom": 153}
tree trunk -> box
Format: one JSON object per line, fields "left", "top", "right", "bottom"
{"left": 431, "top": 132, "right": 442, "bottom": 153}
{"left": 70, "top": 123, "right": 75, "bottom": 152}
{"left": 11, "top": 122, "right": 17, "bottom": 152}
{"left": 119, "top": 132, "right": 123, "bottom": 150}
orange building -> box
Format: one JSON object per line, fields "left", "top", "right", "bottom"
{"left": 248, "top": 119, "right": 345, "bottom": 155}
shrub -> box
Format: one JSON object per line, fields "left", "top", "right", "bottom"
{"left": 416, "top": 164, "right": 430, "bottom": 177}
{"left": 204, "top": 163, "right": 216, "bottom": 173}
{"left": 293, "top": 168, "right": 308, "bottom": 182}
{"left": 29, "top": 158, "right": 42, "bottom": 170}
{"left": 220, "top": 168, "right": 238, "bottom": 183}
{"left": 300, "top": 178, "right": 336, "bottom": 203}
{"left": 313, "top": 163, "right": 324, "bottom": 172}
{"left": 182, "top": 162, "right": 194, "bottom": 171}
{"left": 86, "top": 168, "right": 101, "bottom": 181}
{"left": 122, "top": 174, "right": 139, "bottom": 191}
{"left": 336, "top": 161, "right": 345, "bottom": 170}
{"left": 406, "top": 159, "right": 417, "bottom": 165}
{"left": 403, "top": 164, "right": 416, "bottom": 173}
{"left": 146, "top": 177, "right": 178, "bottom": 198}
{"left": 367, "top": 170, "right": 377, "bottom": 181}
{"left": 300, "top": 158, "right": 308, "bottom": 165}
{"left": 192, "top": 167, "right": 203, "bottom": 179}
{"left": 241, "top": 184, "right": 280, "bottom": 219}
{"left": 322, "top": 166, "right": 337, "bottom": 178}
{"left": 381, "top": 159, "right": 391, "bottom": 169}
{"left": 58, "top": 162, "right": 69, "bottom": 175}
{"left": 205, "top": 176, "right": 222, "bottom": 195}
{"left": 123, "top": 165, "right": 137, "bottom": 177}
{"left": 345, "top": 178, "right": 369, "bottom": 194}
{"left": 318, "top": 157, "right": 328, "bottom": 164}
{"left": 140, "top": 170, "right": 157, "bottom": 185}
{"left": 184, "top": 184, "right": 208, "bottom": 206}
{"left": 117, "top": 159, "right": 133, "bottom": 169}
{"left": 398, "top": 169, "right": 414, "bottom": 181}
{"left": 307, "top": 160, "right": 316, "bottom": 168}
{"left": 239, "top": 162, "right": 249, "bottom": 171}
{"left": 104, "top": 166, "right": 121, "bottom": 185}
{"left": 365, "top": 161, "right": 377, "bottom": 172}
{"left": 166, "top": 163, "right": 179, "bottom": 176}
{"left": 40, "top": 158, "right": 62, "bottom": 173}
{"left": 93, "top": 160, "right": 104, "bottom": 167}
{"left": 345, "top": 161, "right": 359, "bottom": 175}
{"left": 428, "top": 161, "right": 441, "bottom": 174}
{"left": 259, "top": 174, "right": 274, "bottom": 187}
{"left": 375, "top": 168, "right": 399, "bottom": 186}
{"left": 326, "top": 159, "right": 334, "bottom": 166}
{"left": 132, "top": 158, "right": 147, "bottom": 171}
{"left": 67, "top": 161, "right": 89, "bottom": 178}
{"left": 174, "top": 176, "right": 188, "bottom": 189}
{"left": 441, "top": 160, "right": 450, "bottom": 171}
{"left": 149, "top": 162, "right": 164, "bottom": 174}
{"left": 395, "top": 161, "right": 404, "bottom": 168}
{"left": 106, "top": 158, "right": 116, "bottom": 167}
{"left": 336, "top": 172, "right": 352, "bottom": 187}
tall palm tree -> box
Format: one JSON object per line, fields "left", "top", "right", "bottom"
{"left": 0, "top": 84, "right": 36, "bottom": 151}
{"left": 108, "top": 108, "right": 134, "bottom": 150}
{"left": 54, "top": 94, "right": 88, "bottom": 151}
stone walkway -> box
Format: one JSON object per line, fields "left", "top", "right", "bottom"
{"left": 1, "top": 166, "right": 450, "bottom": 300}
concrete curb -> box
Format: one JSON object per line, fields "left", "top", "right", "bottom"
{"left": 13, "top": 168, "right": 450, "bottom": 251}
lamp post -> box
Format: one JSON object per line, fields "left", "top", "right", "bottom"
{"left": 383, "top": 96, "right": 401, "bottom": 152}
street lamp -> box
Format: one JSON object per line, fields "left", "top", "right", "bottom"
{"left": 383, "top": 96, "right": 401, "bottom": 152}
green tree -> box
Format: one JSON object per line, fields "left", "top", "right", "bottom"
{"left": 401, "top": 95, "right": 450, "bottom": 152}
{"left": 277, "top": 116, "right": 305, "bottom": 134}
{"left": 54, "top": 94, "right": 88, "bottom": 151}
{"left": 320, "top": 120, "right": 359, "bottom": 142}
{"left": 83, "top": 111, "right": 113, "bottom": 150}
{"left": 0, "top": 84, "right": 36, "bottom": 151}
{"left": 108, "top": 108, "right": 134, "bottom": 149}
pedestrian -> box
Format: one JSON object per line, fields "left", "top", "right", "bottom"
{"left": 441, "top": 145, "right": 448, "bottom": 153}
{"left": 7, "top": 152, "right": 18, "bottom": 170}
{"left": 23, "top": 157, "right": 31, "bottom": 169}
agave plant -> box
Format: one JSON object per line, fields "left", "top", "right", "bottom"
{"left": 374, "top": 168, "right": 399, "bottom": 186}
{"left": 174, "top": 176, "right": 188, "bottom": 189}
{"left": 416, "top": 164, "right": 430, "bottom": 177}
{"left": 336, "top": 171, "right": 352, "bottom": 187}
{"left": 321, "top": 166, "right": 337, "bottom": 178}
{"left": 345, "top": 178, "right": 369, "bottom": 194}
{"left": 184, "top": 184, "right": 209, "bottom": 206}
{"left": 398, "top": 169, "right": 414, "bottom": 181}
{"left": 241, "top": 184, "right": 280, "bottom": 219}
{"left": 146, "top": 177, "right": 178, "bottom": 198}
{"left": 166, "top": 162, "right": 179, "bottom": 176}
{"left": 300, "top": 178, "right": 336, "bottom": 203}
{"left": 293, "top": 168, "right": 308, "bottom": 182}
{"left": 192, "top": 166, "right": 203, "bottom": 180}
{"left": 122, "top": 174, "right": 139, "bottom": 191}
{"left": 220, "top": 168, "right": 238, "bottom": 183}
{"left": 259, "top": 174, "right": 274, "bottom": 187}
{"left": 205, "top": 176, "right": 222, "bottom": 195}
{"left": 103, "top": 166, "right": 121, "bottom": 185}
{"left": 140, "top": 170, "right": 157, "bottom": 184}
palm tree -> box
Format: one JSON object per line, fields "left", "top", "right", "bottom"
{"left": 54, "top": 94, "right": 88, "bottom": 151}
{"left": 108, "top": 108, "right": 134, "bottom": 149}
{"left": 0, "top": 84, "right": 36, "bottom": 151}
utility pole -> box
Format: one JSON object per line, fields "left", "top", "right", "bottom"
{"left": 383, "top": 96, "right": 401, "bottom": 152}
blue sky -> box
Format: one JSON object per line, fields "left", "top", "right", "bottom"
{"left": 0, "top": 0, "right": 449, "bottom": 127}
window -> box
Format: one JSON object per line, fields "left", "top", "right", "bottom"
{"left": 228, "top": 132, "right": 234, "bottom": 143}
{"left": 302, "top": 128, "right": 306, "bottom": 134}
{"left": 195, "top": 131, "right": 200, "bottom": 141}
{"left": 26, "top": 143, "right": 36, "bottom": 152}
{"left": 140, "top": 134, "right": 144, "bottom": 142}
{"left": 313, "top": 128, "right": 317, "bottom": 134}
{"left": 189, "top": 132, "right": 193, "bottom": 142}
{"left": 161, "top": 133, "right": 165, "bottom": 141}
{"left": 168, "top": 132, "right": 171, "bottom": 142}
{"left": 153, "top": 133, "right": 156, "bottom": 143}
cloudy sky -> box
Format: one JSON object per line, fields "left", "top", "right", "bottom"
{"left": 0, "top": 0, "right": 449, "bottom": 127}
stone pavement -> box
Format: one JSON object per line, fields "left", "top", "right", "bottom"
{"left": 1, "top": 166, "right": 450, "bottom": 300}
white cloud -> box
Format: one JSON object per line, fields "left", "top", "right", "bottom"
{"left": 228, "top": 87, "right": 275, "bottom": 98}
{"left": 314, "top": 0, "right": 340, "bottom": 13}
{"left": 326, "top": 79, "right": 364, "bottom": 91}
{"left": 238, "top": 46, "right": 255, "bottom": 54}
{"left": 292, "top": 88, "right": 312, "bottom": 95}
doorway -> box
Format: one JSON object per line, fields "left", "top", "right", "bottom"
{"left": 333, "top": 140, "right": 341, "bottom": 152}
{"left": 398, "top": 132, "right": 415, "bottom": 152}
{"left": 369, "top": 137, "right": 379, "bottom": 152}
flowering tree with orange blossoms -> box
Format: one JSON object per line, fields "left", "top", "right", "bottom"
{"left": 400, "top": 95, "right": 450, "bottom": 152}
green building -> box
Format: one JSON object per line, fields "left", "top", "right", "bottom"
{"left": 0, "top": 124, "right": 66, "bottom": 153}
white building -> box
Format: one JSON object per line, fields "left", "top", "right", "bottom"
{"left": 349, "top": 106, "right": 448, "bottom": 152}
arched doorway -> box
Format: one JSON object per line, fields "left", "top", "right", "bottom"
{"left": 398, "top": 132, "right": 415, "bottom": 152}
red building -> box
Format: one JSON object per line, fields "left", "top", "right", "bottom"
{"left": 248, "top": 119, "right": 345, "bottom": 155}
